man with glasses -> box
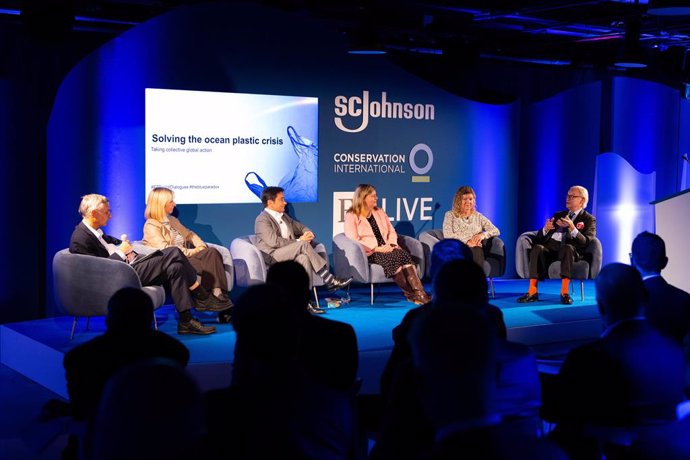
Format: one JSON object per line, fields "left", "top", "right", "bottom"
{"left": 517, "top": 186, "right": 596, "bottom": 305}
{"left": 69, "top": 194, "right": 218, "bottom": 335}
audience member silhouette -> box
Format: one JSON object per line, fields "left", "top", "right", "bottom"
{"left": 205, "top": 284, "right": 353, "bottom": 460}
{"left": 374, "top": 255, "right": 536, "bottom": 460}
{"left": 86, "top": 358, "right": 205, "bottom": 460}
{"left": 265, "top": 260, "right": 358, "bottom": 391}
{"left": 628, "top": 407, "right": 690, "bottom": 460}
{"left": 63, "top": 288, "right": 189, "bottom": 421}
{"left": 631, "top": 231, "right": 690, "bottom": 345}
{"left": 380, "top": 238, "right": 505, "bottom": 398}
{"left": 409, "top": 305, "right": 565, "bottom": 460}
{"left": 544, "top": 263, "right": 686, "bottom": 458}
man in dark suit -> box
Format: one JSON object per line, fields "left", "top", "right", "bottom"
{"left": 518, "top": 185, "right": 597, "bottom": 305}
{"left": 409, "top": 304, "right": 565, "bottom": 460}
{"left": 69, "top": 193, "right": 217, "bottom": 334}
{"left": 254, "top": 186, "right": 351, "bottom": 313}
{"left": 631, "top": 231, "right": 690, "bottom": 345}
{"left": 544, "top": 263, "right": 686, "bottom": 458}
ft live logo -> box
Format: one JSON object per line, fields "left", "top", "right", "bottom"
{"left": 332, "top": 192, "right": 435, "bottom": 237}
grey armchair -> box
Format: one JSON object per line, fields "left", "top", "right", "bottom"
{"left": 53, "top": 249, "right": 166, "bottom": 339}
{"left": 418, "top": 229, "right": 506, "bottom": 298}
{"left": 229, "top": 235, "right": 327, "bottom": 308}
{"left": 515, "top": 231, "right": 603, "bottom": 300}
{"left": 332, "top": 233, "right": 425, "bottom": 304}
{"left": 132, "top": 242, "right": 234, "bottom": 294}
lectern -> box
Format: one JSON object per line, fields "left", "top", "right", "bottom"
{"left": 652, "top": 189, "right": 690, "bottom": 294}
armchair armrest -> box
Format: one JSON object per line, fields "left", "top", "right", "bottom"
{"left": 53, "top": 249, "right": 143, "bottom": 317}
{"left": 486, "top": 236, "right": 506, "bottom": 277}
{"left": 207, "top": 242, "right": 234, "bottom": 291}
{"left": 333, "top": 233, "right": 369, "bottom": 283}
{"left": 516, "top": 231, "right": 538, "bottom": 279}
{"left": 586, "top": 237, "right": 603, "bottom": 279}
{"left": 230, "top": 236, "right": 267, "bottom": 287}
{"left": 398, "top": 234, "right": 425, "bottom": 278}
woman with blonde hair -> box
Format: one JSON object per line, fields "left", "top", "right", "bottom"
{"left": 142, "top": 187, "right": 231, "bottom": 309}
{"left": 344, "top": 184, "right": 430, "bottom": 305}
{"left": 443, "top": 185, "right": 500, "bottom": 269}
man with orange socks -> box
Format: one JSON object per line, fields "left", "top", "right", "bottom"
{"left": 517, "top": 186, "right": 596, "bottom": 305}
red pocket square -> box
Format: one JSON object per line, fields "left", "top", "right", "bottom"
{"left": 576, "top": 222, "right": 584, "bottom": 230}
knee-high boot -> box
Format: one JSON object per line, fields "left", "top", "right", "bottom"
{"left": 393, "top": 270, "right": 416, "bottom": 302}
{"left": 403, "top": 266, "right": 431, "bottom": 305}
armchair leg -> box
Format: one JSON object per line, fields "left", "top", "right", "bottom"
{"left": 489, "top": 278, "right": 495, "bottom": 299}
{"left": 370, "top": 283, "right": 374, "bottom": 305}
{"left": 153, "top": 313, "right": 158, "bottom": 331}
{"left": 580, "top": 281, "right": 585, "bottom": 301}
{"left": 313, "top": 287, "right": 321, "bottom": 310}
{"left": 70, "top": 316, "right": 77, "bottom": 340}
{"left": 85, "top": 316, "right": 90, "bottom": 331}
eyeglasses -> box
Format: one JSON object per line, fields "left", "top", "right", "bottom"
{"left": 567, "top": 194, "right": 583, "bottom": 200}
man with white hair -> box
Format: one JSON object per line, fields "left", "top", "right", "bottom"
{"left": 518, "top": 185, "right": 596, "bottom": 305}
{"left": 69, "top": 194, "right": 217, "bottom": 335}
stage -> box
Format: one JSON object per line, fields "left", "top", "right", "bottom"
{"left": 0, "top": 279, "right": 603, "bottom": 398}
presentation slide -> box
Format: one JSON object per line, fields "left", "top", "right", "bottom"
{"left": 145, "top": 88, "right": 319, "bottom": 204}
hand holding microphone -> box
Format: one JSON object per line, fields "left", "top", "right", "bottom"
{"left": 119, "top": 234, "right": 133, "bottom": 256}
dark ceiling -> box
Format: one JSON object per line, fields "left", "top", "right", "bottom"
{"left": 5, "top": 1, "right": 690, "bottom": 79}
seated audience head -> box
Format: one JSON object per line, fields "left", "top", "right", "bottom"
{"left": 266, "top": 260, "right": 311, "bottom": 310}
{"left": 260, "top": 186, "right": 285, "bottom": 208}
{"left": 233, "top": 284, "right": 302, "bottom": 365}
{"left": 595, "top": 262, "right": 646, "bottom": 325}
{"left": 144, "top": 187, "right": 175, "bottom": 221}
{"left": 410, "top": 305, "right": 498, "bottom": 428}
{"left": 105, "top": 287, "right": 155, "bottom": 335}
{"left": 88, "top": 358, "right": 204, "bottom": 460}
{"left": 631, "top": 231, "right": 668, "bottom": 275}
{"left": 429, "top": 238, "right": 473, "bottom": 281}
{"left": 433, "top": 258, "right": 488, "bottom": 306}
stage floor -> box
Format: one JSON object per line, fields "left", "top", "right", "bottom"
{"left": 0, "top": 279, "right": 602, "bottom": 397}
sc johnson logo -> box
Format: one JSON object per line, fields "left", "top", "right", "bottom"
{"left": 333, "top": 91, "right": 435, "bottom": 133}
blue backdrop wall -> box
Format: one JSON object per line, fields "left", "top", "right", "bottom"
{"left": 42, "top": 2, "right": 689, "bottom": 315}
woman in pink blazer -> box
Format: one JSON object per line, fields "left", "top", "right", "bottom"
{"left": 344, "top": 184, "right": 430, "bottom": 305}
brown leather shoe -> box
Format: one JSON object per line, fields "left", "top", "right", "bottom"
{"left": 177, "top": 318, "right": 216, "bottom": 335}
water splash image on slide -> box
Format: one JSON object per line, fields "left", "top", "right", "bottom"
{"left": 245, "top": 126, "right": 318, "bottom": 202}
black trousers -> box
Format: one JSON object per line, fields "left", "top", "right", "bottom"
{"left": 470, "top": 240, "right": 490, "bottom": 270}
{"left": 528, "top": 238, "right": 578, "bottom": 279}
{"left": 132, "top": 247, "right": 197, "bottom": 312}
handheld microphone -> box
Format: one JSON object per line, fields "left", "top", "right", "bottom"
{"left": 120, "top": 234, "right": 129, "bottom": 242}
